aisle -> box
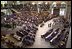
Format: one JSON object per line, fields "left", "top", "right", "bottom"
{"left": 26, "top": 17, "right": 65, "bottom": 48}
{"left": 26, "top": 20, "right": 54, "bottom": 48}
{"left": 66, "top": 27, "right": 71, "bottom": 48}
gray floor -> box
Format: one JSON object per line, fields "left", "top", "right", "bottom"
{"left": 66, "top": 27, "right": 71, "bottom": 48}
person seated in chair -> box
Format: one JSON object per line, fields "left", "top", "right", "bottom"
{"left": 45, "top": 28, "right": 59, "bottom": 41}
{"left": 41, "top": 29, "right": 53, "bottom": 38}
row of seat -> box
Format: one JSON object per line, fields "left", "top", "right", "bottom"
{"left": 1, "top": 36, "right": 21, "bottom": 48}
{"left": 14, "top": 24, "right": 38, "bottom": 46}
{"left": 1, "top": 10, "right": 57, "bottom": 29}
{"left": 41, "top": 17, "right": 70, "bottom": 48}
{"left": 11, "top": 3, "right": 50, "bottom": 11}
{"left": 1, "top": 23, "right": 38, "bottom": 48}
{"left": 41, "top": 28, "right": 69, "bottom": 48}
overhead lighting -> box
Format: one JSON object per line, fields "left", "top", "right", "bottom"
{"left": 1, "top": 1, "right": 6, "bottom": 7}
{"left": 38, "top": 2, "right": 42, "bottom": 4}
{"left": 17, "top": 1, "right": 20, "bottom": 5}
{"left": 53, "top": 2, "right": 56, "bottom": 5}
{"left": 61, "top": 2, "right": 66, "bottom": 4}
{"left": 13, "top": 3, "right": 14, "bottom": 5}
{"left": 4, "top": 17, "right": 6, "bottom": 21}
{"left": 32, "top": 2, "right": 35, "bottom": 5}
{"left": 45, "top": 2, "right": 48, "bottom": 5}
{"left": 52, "top": 2, "right": 57, "bottom": 7}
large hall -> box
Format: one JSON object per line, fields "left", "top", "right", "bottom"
{"left": 1, "top": 1, "right": 71, "bottom": 48}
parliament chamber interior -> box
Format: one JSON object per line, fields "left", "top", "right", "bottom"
{"left": 1, "top": 1, "right": 71, "bottom": 48}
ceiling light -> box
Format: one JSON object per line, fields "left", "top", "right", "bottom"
{"left": 38, "top": 2, "right": 42, "bottom": 4}
{"left": 32, "top": 2, "right": 35, "bottom": 5}
{"left": 45, "top": 2, "right": 48, "bottom": 4}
